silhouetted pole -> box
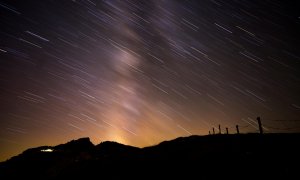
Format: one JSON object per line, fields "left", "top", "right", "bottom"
{"left": 209, "top": 131, "right": 211, "bottom": 135}
{"left": 236, "top": 125, "right": 239, "bottom": 134}
{"left": 218, "top": 124, "right": 221, "bottom": 134}
{"left": 213, "top": 128, "right": 215, "bottom": 135}
{"left": 226, "top": 127, "right": 229, "bottom": 134}
{"left": 257, "top": 117, "right": 263, "bottom": 134}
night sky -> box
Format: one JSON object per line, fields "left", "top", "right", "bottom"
{"left": 1, "top": 0, "right": 300, "bottom": 161}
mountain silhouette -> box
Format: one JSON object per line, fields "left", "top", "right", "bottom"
{"left": 0, "top": 133, "right": 299, "bottom": 179}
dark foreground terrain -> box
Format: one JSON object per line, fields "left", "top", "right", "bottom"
{"left": 1, "top": 133, "right": 299, "bottom": 179}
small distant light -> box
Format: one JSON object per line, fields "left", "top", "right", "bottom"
{"left": 41, "top": 149, "right": 53, "bottom": 152}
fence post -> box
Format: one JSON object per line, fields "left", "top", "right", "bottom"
{"left": 236, "top": 125, "right": 239, "bottom": 134}
{"left": 213, "top": 128, "right": 215, "bottom": 135}
{"left": 257, "top": 117, "right": 263, "bottom": 134}
{"left": 218, "top": 124, "right": 221, "bottom": 134}
{"left": 226, "top": 127, "right": 229, "bottom": 134}
{"left": 209, "top": 131, "right": 211, "bottom": 135}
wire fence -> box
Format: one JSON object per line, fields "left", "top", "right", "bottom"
{"left": 208, "top": 118, "right": 300, "bottom": 135}
{"left": 263, "top": 119, "right": 300, "bottom": 131}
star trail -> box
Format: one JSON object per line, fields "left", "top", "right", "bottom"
{"left": 0, "top": 0, "right": 300, "bottom": 161}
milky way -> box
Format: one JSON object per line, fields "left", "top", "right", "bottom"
{"left": 0, "top": 0, "right": 300, "bottom": 161}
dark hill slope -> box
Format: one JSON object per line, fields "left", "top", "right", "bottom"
{"left": 0, "top": 133, "right": 299, "bottom": 179}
